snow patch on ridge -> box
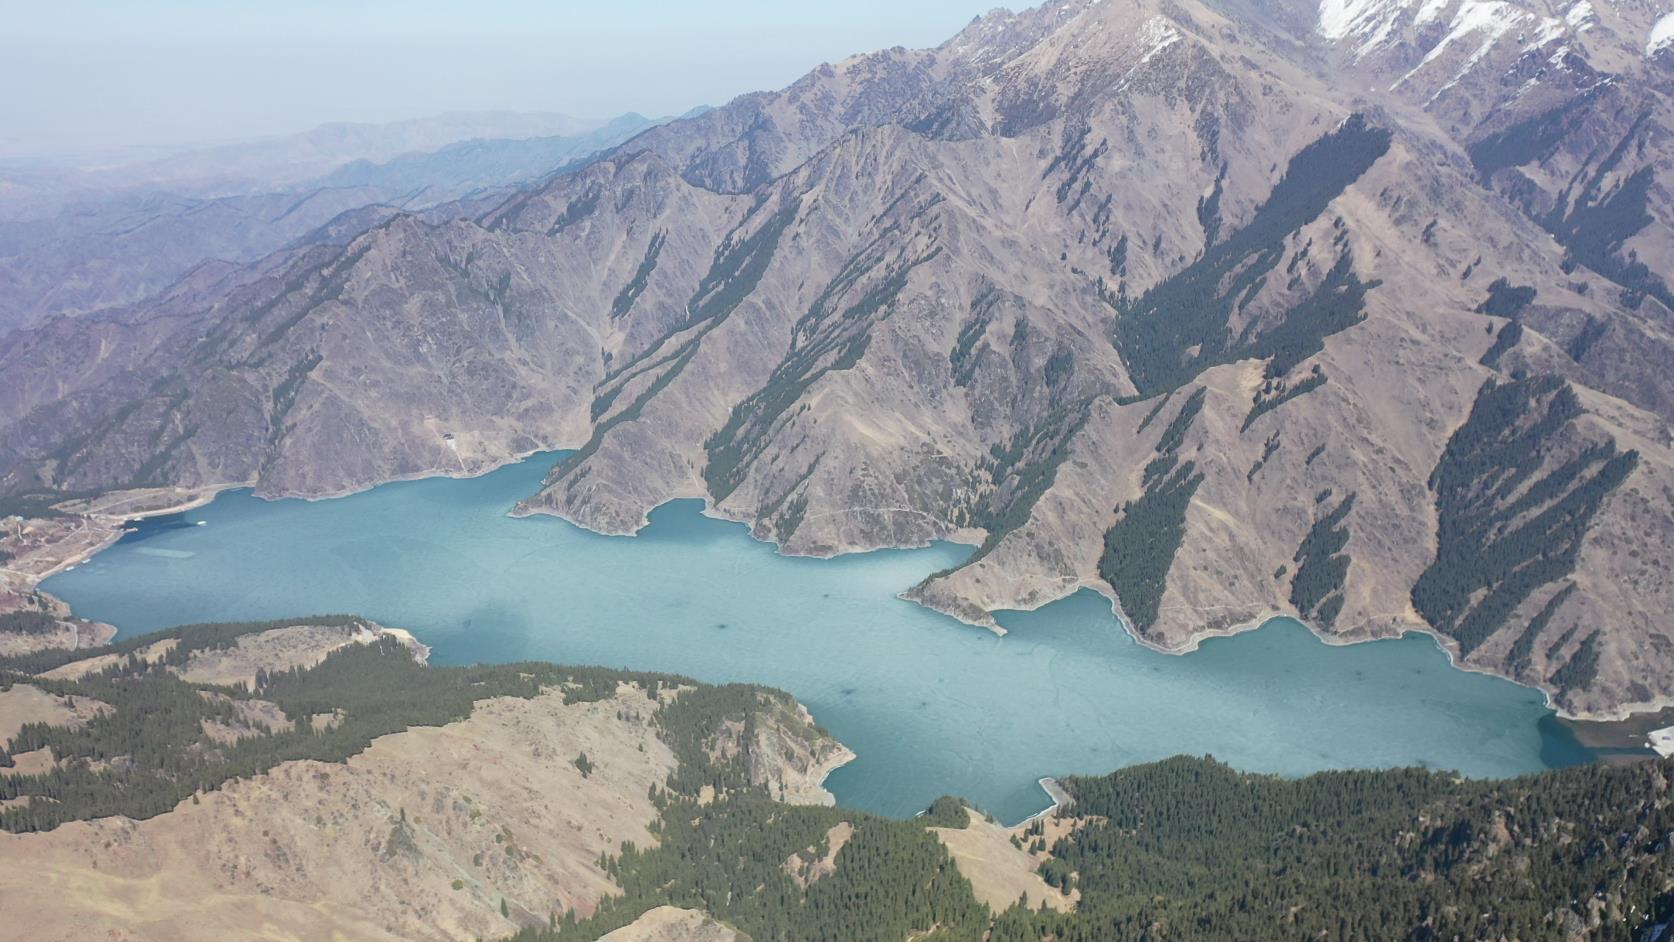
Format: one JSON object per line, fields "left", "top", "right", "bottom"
{"left": 1391, "top": 0, "right": 1530, "bottom": 90}
{"left": 1416, "top": 0, "right": 1451, "bottom": 24}
{"left": 1137, "top": 15, "right": 1183, "bottom": 63}
{"left": 1320, "top": 0, "right": 1598, "bottom": 66}
{"left": 1317, "top": 0, "right": 1419, "bottom": 52}
{"left": 1317, "top": 0, "right": 1385, "bottom": 38}
{"left": 1525, "top": 2, "right": 1594, "bottom": 53}
{"left": 1650, "top": 11, "right": 1674, "bottom": 56}
{"left": 1112, "top": 16, "right": 1185, "bottom": 91}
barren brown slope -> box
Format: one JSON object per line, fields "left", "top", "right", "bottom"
{"left": 0, "top": 687, "right": 666, "bottom": 941}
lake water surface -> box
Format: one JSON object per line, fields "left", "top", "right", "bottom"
{"left": 42, "top": 453, "right": 1589, "bottom": 822}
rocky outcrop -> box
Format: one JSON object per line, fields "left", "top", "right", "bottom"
{"left": 748, "top": 702, "right": 856, "bottom": 806}
{"left": 702, "top": 693, "right": 854, "bottom": 806}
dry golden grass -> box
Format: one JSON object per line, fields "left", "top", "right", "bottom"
{"left": 931, "top": 807, "right": 1076, "bottom": 914}
{"left": 0, "top": 685, "right": 677, "bottom": 942}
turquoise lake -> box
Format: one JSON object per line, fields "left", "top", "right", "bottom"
{"left": 41, "top": 453, "right": 1589, "bottom": 823}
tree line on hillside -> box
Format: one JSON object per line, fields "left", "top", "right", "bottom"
{"left": 520, "top": 751, "right": 1674, "bottom": 942}
{"left": 8, "top": 616, "right": 1671, "bottom": 940}
{"left": 0, "top": 618, "right": 706, "bottom": 832}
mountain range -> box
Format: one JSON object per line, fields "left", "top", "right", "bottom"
{"left": 0, "top": 112, "right": 670, "bottom": 333}
{"left": 0, "top": 110, "right": 610, "bottom": 208}
{"left": 3, "top": 0, "right": 1673, "bottom": 722}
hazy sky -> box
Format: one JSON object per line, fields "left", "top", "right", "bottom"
{"left": 0, "top": 1, "right": 1001, "bottom": 162}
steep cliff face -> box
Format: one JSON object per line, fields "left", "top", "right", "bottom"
{"left": 2, "top": 0, "right": 1673, "bottom": 717}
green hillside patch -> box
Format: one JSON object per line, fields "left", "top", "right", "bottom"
{"left": 1477, "top": 278, "right": 1537, "bottom": 318}
{"left": 1241, "top": 364, "right": 1327, "bottom": 432}
{"left": 1474, "top": 100, "right": 1672, "bottom": 312}
{"left": 609, "top": 229, "right": 665, "bottom": 319}
{"left": 1289, "top": 492, "right": 1355, "bottom": 627}
{"left": 545, "top": 184, "right": 602, "bottom": 235}
{"left": 1412, "top": 376, "right": 1639, "bottom": 660}
{"left": 1111, "top": 115, "right": 1390, "bottom": 397}
{"left": 1480, "top": 320, "right": 1524, "bottom": 370}
{"left": 957, "top": 405, "right": 1090, "bottom": 567}
{"left": 526, "top": 752, "right": 1674, "bottom": 942}
{"left": 0, "top": 611, "right": 60, "bottom": 636}
{"left": 528, "top": 794, "right": 989, "bottom": 942}
{"left": 704, "top": 244, "right": 939, "bottom": 502}
{"left": 1099, "top": 461, "right": 1204, "bottom": 636}
{"left": 1099, "top": 388, "right": 1210, "bottom": 634}
{"left": 0, "top": 618, "right": 746, "bottom": 833}
{"left": 949, "top": 289, "right": 1000, "bottom": 387}
{"left": 1001, "top": 755, "right": 1674, "bottom": 941}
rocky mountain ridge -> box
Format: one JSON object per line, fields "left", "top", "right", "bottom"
{"left": 1, "top": 0, "right": 1672, "bottom": 718}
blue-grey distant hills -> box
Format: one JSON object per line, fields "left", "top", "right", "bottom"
{"left": 3, "top": 0, "right": 1673, "bottom": 722}
{"left": 314, "top": 112, "right": 681, "bottom": 200}
{"left": 0, "top": 112, "right": 674, "bottom": 331}
{"left": 0, "top": 110, "right": 612, "bottom": 209}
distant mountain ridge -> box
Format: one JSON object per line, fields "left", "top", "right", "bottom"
{"left": 3, "top": 0, "right": 1673, "bottom": 720}
{"left": 0, "top": 112, "right": 673, "bottom": 332}
{"left": 0, "top": 110, "right": 609, "bottom": 210}
{"left": 314, "top": 113, "right": 664, "bottom": 199}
